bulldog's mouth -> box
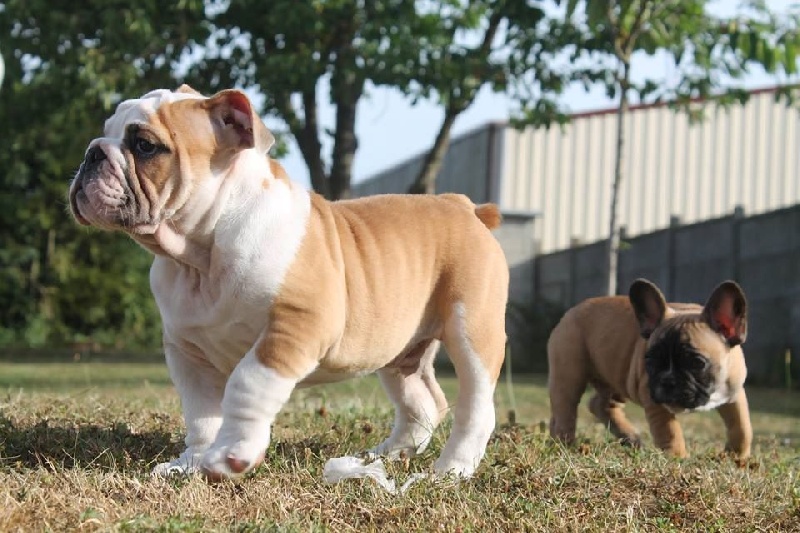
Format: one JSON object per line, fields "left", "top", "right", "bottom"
{"left": 69, "top": 181, "right": 92, "bottom": 226}
{"left": 650, "top": 379, "right": 711, "bottom": 412}
{"left": 69, "top": 168, "right": 144, "bottom": 231}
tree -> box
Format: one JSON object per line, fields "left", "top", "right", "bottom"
{"left": 405, "top": 1, "right": 567, "bottom": 194}
{"left": 551, "top": 0, "right": 800, "bottom": 296}
{"left": 190, "top": 0, "right": 569, "bottom": 200}
{"left": 187, "top": 1, "right": 417, "bottom": 199}
{"left": 0, "top": 0, "right": 206, "bottom": 347}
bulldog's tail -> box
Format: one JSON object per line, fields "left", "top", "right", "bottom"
{"left": 475, "top": 203, "right": 502, "bottom": 230}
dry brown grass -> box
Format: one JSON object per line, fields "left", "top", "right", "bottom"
{"left": 0, "top": 361, "right": 798, "bottom": 532}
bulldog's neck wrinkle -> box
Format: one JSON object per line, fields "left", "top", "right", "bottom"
{"left": 154, "top": 222, "right": 212, "bottom": 273}
{"left": 202, "top": 151, "right": 269, "bottom": 231}
{"left": 154, "top": 151, "right": 270, "bottom": 273}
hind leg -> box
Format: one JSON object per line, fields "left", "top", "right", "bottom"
{"left": 434, "top": 303, "right": 504, "bottom": 478}
{"left": 588, "top": 390, "right": 641, "bottom": 446}
{"left": 373, "top": 340, "right": 449, "bottom": 459}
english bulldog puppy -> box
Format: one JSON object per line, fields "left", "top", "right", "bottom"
{"left": 68, "top": 85, "right": 509, "bottom": 480}
{"left": 547, "top": 279, "right": 752, "bottom": 459}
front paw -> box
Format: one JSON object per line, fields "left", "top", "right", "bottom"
{"left": 151, "top": 450, "right": 205, "bottom": 477}
{"left": 201, "top": 438, "right": 267, "bottom": 481}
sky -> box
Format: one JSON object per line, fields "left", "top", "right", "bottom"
{"left": 272, "top": 0, "right": 799, "bottom": 189}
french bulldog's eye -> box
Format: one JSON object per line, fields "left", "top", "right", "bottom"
{"left": 134, "top": 137, "right": 157, "bottom": 157}
{"left": 690, "top": 356, "right": 709, "bottom": 371}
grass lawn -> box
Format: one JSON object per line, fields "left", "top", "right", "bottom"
{"left": 0, "top": 360, "right": 798, "bottom": 531}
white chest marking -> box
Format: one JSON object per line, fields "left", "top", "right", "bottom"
{"left": 151, "top": 179, "right": 311, "bottom": 375}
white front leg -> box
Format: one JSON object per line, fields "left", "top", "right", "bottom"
{"left": 200, "top": 350, "right": 300, "bottom": 478}
{"left": 152, "top": 345, "right": 227, "bottom": 476}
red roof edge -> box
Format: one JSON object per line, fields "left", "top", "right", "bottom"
{"left": 565, "top": 83, "right": 798, "bottom": 121}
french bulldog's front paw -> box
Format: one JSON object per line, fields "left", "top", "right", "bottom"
{"left": 619, "top": 434, "right": 642, "bottom": 448}
{"left": 200, "top": 440, "right": 266, "bottom": 481}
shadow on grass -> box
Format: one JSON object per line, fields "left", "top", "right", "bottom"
{"left": 0, "top": 416, "right": 182, "bottom": 472}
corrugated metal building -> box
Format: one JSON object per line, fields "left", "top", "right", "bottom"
{"left": 353, "top": 86, "right": 800, "bottom": 254}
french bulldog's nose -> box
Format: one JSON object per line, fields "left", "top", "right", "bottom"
{"left": 660, "top": 374, "right": 676, "bottom": 389}
{"left": 84, "top": 145, "right": 107, "bottom": 167}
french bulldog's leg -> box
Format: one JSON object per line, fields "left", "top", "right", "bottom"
{"left": 200, "top": 339, "right": 317, "bottom": 479}
{"left": 588, "top": 392, "right": 641, "bottom": 446}
{"left": 433, "top": 304, "right": 503, "bottom": 478}
{"left": 716, "top": 391, "right": 752, "bottom": 459}
{"left": 373, "top": 340, "right": 448, "bottom": 459}
{"left": 547, "top": 317, "right": 589, "bottom": 444}
{"left": 548, "top": 365, "right": 588, "bottom": 444}
{"left": 152, "top": 346, "right": 227, "bottom": 476}
{"left": 643, "top": 403, "right": 688, "bottom": 457}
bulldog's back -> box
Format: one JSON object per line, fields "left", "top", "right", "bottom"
{"left": 268, "top": 192, "right": 509, "bottom": 379}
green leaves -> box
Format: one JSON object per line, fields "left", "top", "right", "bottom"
{"left": 549, "top": 0, "right": 800, "bottom": 108}
{"left": 185, "top": 0, "right": 574, "bottom": 197}
{"left": 0, "top": 0, "right": 207, "bottom": 349}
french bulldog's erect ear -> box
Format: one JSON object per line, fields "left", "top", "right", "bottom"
{"left": 702, "top": 281, "right": 748, "bottom": 346}
{"left": 205, "top": 89, "right": 275, "bottom": 154}
{"left": 629, "top": 279, "right": 668, "bottom": 339}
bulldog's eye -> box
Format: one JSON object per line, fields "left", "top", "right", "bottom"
{"left": 133, "top": 137, "right": 158, "bottom": 157}
{"left": 689, "top": 355, "right": 709, "bottom": 371}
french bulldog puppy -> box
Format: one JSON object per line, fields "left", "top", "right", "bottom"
{"left": 68, "top": 85, "right": 509, "bottom": 480}
{"left": 547, "top": 279, "right": 752, "bottom": 458}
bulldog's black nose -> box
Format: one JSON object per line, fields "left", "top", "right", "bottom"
{"left": 84, "top": 145, "right": 107, "bottom": 167}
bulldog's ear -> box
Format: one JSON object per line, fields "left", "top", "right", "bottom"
{"left": 629, "top": 279, "right": 668, "bottom": 339}
{"left": 176, "top": 84, "right": 203, "bottom": 96}
{"left": 702, "top": 281, "right": 748, "bottom": 346}
{"left": 205, "top": 89, "right": 275, "bottom": 154}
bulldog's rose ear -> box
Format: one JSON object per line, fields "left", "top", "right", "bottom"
{"left": 205, "top": 89, "right": 275, "bottom": 154}
{"left": 629, "top": 279, "right": 668, "bottom": 339}
{"left": 702, "top": 281, "right": 748, "bottom": 346}
{"left": 176, "top": 84, "right": 203, "bottom": 96}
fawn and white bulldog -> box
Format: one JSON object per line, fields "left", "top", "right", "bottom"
{"left": 68, "top": 85, "right": 509, "bottom": 480}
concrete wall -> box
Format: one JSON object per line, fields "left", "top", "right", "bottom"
{"left": 534, "top": 204, "right": 800, "bottom": 386}
{"left": 496, "top": 212, "right": 538, "bottom": 306}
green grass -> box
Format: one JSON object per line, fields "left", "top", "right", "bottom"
{"left": 0, "top": 360, "right": 798, "bottom": 531}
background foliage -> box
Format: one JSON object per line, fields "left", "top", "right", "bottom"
{"left": 0, "top": 0, "right": 797, "bottom": 351}
{"left": 0, "top": 0, "right": 206, "bottom": 348}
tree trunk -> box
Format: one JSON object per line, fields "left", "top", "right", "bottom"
{"left": 607, "top": 60, "right": 630, "bottom": 297}
{"left": 329, "top": 46, "right": 363, "bottom": 201}
{"left": 407, "top": 8, "right": 504, "bottom": 195}
{"left": 280, "top": 90, "right": 329, "bottom": 197}
{"left": 329, "top": 84, "right": 362, "bottom": 200}
{"left": 408, "top": 106, "right": 459, "bottom": 194}
{"left": 297, "top": 90, "right": 329, "bottom": 198}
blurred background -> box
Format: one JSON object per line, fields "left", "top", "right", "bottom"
{"left": 0, "top": 0, "right": 798, "bottom": 386}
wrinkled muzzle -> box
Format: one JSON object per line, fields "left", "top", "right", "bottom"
{"left": 69, "top": 142, "right": 136, "bottom": 231}
{"left": 648, "top": 370, "right": 712, "bottom": 412}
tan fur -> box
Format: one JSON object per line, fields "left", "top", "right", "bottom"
{"left": 257, "top": 193, "right": 509, "bottom": 382}
{"left": 176, "top": 84, "right": 203, "bottom": 96}
{"left": 548, "top": 294, "right": 752, "bottom": 459}
{"left": 268, "top": 159, "right": 291, "bottom": 183}
{"left": 474, "top": 203, "right": 502, "bottom": 230}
